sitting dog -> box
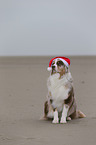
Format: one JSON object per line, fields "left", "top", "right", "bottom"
{"left": 42, "top": 56, "right": 86, "bottom": 123}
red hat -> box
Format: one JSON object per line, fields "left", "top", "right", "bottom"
{"left": 47, "top": 56, "right": 70, "bottom": 71}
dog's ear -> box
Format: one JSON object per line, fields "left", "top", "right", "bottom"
{"left": 65, "top": 66, "right": 68, "bottom": 73}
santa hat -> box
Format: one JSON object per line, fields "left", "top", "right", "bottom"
{"left": 47, "top": 56, "right": 70, "bottom": 71}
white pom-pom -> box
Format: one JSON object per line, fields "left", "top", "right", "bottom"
{"left": 47, "top": 67, "right": 52, "bottom": 71}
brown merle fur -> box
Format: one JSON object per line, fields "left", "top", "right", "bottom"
{"left": 42, "top": 59, "right": 86, "bottom": 120}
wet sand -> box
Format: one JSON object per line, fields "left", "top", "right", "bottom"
{"left": 0, "top": 56, "right": 96, "bottom": 145}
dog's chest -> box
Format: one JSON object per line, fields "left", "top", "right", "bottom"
{"left": 47, "top": 74, "right": 70, "bottom": 111}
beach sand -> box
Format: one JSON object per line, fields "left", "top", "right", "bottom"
{"left": 0, "top": 56, "right": 96, "bottom": 145}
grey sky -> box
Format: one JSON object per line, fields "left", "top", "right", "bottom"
{"left": 0, "top": 0, "right": 96, "bottom": 56}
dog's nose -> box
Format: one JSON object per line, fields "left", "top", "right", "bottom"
{"left": 52, "top": 65, "right": 55, "bottom": 69}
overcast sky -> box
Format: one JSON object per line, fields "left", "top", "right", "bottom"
{"left": 0, "top": 0, "right": 96, "bottom": 56}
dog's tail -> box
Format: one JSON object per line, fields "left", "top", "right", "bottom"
{"left": 77, "top": 110, "right": 86, "bottom": 118}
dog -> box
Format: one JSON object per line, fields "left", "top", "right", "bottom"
{"left": 42, "top": 56, "right": 86, "bottom": 123}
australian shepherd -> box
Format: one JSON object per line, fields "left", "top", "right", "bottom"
{"left": 42, "top": 56, "right": 86, "bottom": 123}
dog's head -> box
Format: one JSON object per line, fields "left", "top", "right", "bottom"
{"left": 47, "top": 57, "right": 70, "bottom": 77}
{"left": 51, "top": 59, "right": 68, "bottom": 76}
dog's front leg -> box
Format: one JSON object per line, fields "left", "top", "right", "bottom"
{"left": 60, "top": 104, "right": 69, "bottom": 123}
{"left": 52, "top": 108, "right": 59, "bottom": 124}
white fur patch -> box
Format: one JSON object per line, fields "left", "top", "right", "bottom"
{"left": 60, "top": 104, "right": 69, "bottom": 123}
{"left": 47, "top": 73, "right": 72, "bottom": 112}
{"left": 52, "top": 109, "right": 59, "bottom": 124}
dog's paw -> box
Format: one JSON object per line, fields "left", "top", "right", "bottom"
{"left": 60, "top": 118, "right": 67, "bottom": 124}
{"left": 40, "top": 116, "right": 47, "bottom": 120}
{"left": 52, "top": 119, "right": 59, "bottom": 124}
{"left": 67, "top": 117, "right": 71, "bottom": 121}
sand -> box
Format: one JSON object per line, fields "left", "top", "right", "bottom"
{"left": 0, "top": 56, "right": 96, "bottom": 145}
